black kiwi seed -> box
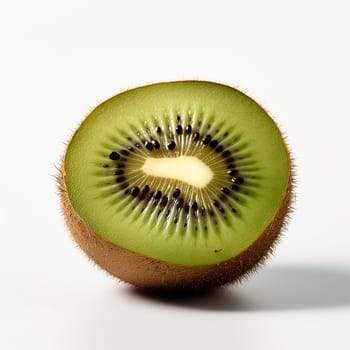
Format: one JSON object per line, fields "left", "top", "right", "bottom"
{"left": 232, "top": 177, "right": 245, "bottom": 184}
{"left": 142, "top": 185, "right": 150, "bottom": 194}
{"left": 191, "top": 201, "right": 198, "bottom": 211}
{"left": 160, "top": 196, "right": 168, "bottom": 207}
{"left": 202, "top": 135, "right": 211, "bottom": 145}
{"left": 167, "top": 141, "right": 176, "bottom": 150}
{"left": 213, "top": 200, "right": 220, "bottom": 207}
{"left": 185, "top": 205, "right": 190, "bottom": 214}
{"left": 131, "top": 187, "right": 140, "bottom": 196}
{"left": 193, "top": 132, "right": 200, "bottom": 142}
{"left": 114, "top": 170, "right": 124, "bottom": 175}
{"left": 221, "top": 187, "right": 230, "bottom": 194}
{"left": 152, "top": 140, "right": 160, "bottom": 149}
{"left": 103, "top": 164, "right": 109, "bottom": 168}
{"left": 156, "top": 126, "right": 162, "bottom": 134}
{"left": 154, "top": 191, "right": 162, "bottom": 201}
{"left": 172, "top": 188, "right": 181, "bottom": 198}
{"left": 228, "top": 169, "right": 238, "bottom": 176}
{"left": 120, "top": 150, "right": 129, "bottom": 156}
{"left": 127, "top": 146, "right": 135, "bottom": 152}
{"left": 120, "top": 183, "right": 129, "bottom": 189}
{"left": 209, "top": 140, "right": 218, "bottom": 148}
{"left": 201, "top": 206, "right": 206, "bottom": 216}
{"left": 185, "top": 125, "right": 192, "bottom": 134}
{"left": 176, "top": 198, "right": 184, "bottom": 209}
{"left": 177, "top": 115, "right": 181, "bottom": 122}
{"left": 109, "top": 152, "right": 120, "bottom": 160}
{"left": 116, "top": 163, "right": 125, "bottom": 168}
{"left": 176, "top": 125, "right": 183, "bottom": 134}
{"left": 116, "top": 176, "right": 126, "bottom": 183}
{"left": 222, "top": 150, "right": 231, "bottom": 158}
{"left": 135, "top": 143, "right": 142, "bottom": 148}
{"left": 216, "top": 145, "right": 224, "bottom": 153}
{"left": 145, "top": 141, "right": 154, "bottom": 151}
{"left": 226, "top": 157, "right": 235, "bottom": 163}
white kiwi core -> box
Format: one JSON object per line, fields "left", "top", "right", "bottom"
{"left": 141, "top": 156, "right": 213, "bottom": 188}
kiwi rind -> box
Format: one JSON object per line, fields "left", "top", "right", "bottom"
{"left": 58, "top": 80, "right": 294, "bottom": 290}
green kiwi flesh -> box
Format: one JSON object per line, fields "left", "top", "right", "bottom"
{"left": 60, "top": 81, "right": 292, "bottom": 289}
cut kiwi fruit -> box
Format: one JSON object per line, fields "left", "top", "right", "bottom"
{"left": 58, "top": 81, "right": 293, "bottom": 290}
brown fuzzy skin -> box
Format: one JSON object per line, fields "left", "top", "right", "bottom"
{"left": 58, "top": 160, "right": 293, "bottom": 290}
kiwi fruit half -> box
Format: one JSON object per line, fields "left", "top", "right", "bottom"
{"left": 59, "top": 81, "right": 293, "bottom": 290}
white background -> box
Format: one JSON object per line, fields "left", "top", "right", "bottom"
{"left": 1, "top": 1, "right": 350, "bottom": 349}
